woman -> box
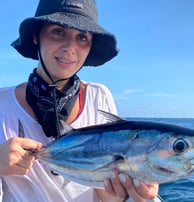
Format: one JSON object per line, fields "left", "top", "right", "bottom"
{"left": 0, "top": 0, "right": 158, "bottom": 201}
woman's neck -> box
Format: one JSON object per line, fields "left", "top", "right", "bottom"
{"left": 36, "top": 67, "right": 69, "bottom": 91}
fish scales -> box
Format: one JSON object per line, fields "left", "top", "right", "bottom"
{"left": 19, "top": 111, "right": 194, "bottom": 188}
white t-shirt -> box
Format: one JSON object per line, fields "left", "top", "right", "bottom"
{"left": 0, "top": 81, "right": 117, "bottom": 202}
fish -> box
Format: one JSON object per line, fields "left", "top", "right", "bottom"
{"left": 19, "top": 110, "right": 194, "bottom": 189}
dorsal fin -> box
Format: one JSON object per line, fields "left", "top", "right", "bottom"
{"left": 98, "top": 110, "right": 125, "bottom": 122}
{"left": 18, "top": 119, "right": 25, "bottom": 138}
{"left": 59, "top": 119, "right": 73, "bottom": 135}
{"left": 57, "top": 114, "right": 74, "bottom": 136}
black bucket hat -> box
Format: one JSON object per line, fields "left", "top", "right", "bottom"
{"left": 11, "top": 0, "right": 118, "bottom": 66}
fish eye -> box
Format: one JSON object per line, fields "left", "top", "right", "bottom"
{"left": 173, "top": 138, "right": 188, "bottom": 154}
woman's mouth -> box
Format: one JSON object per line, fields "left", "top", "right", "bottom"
{"left": 56, "top": 57, "right": 76, "bottom": 66}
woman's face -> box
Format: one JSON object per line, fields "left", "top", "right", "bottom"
{"left": 36, "top": 23, "right": 92, "bottom": 83}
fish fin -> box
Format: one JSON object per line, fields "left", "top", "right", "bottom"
{"left": 59, "top": 118, "right": 73, "bottom": 135}
{"left": 59, "top": 115, "right": 73, "bottom": 135}
{"left": 44, "top": 151, "right": 124, "bottom": 171}
{"left": 18, "top": 119, "right": 25, "bottom": 138}
{"left": 47, "top": 164, "right": 105, "bottom": 188}
{"left": 92, "top": 156, "right": 125, "bottom": 171}
{"left": 98, "top": 109, "right": 125, "bottom": 122}
{"left": 40, "top": 155, "right": 125, "bottom": 188}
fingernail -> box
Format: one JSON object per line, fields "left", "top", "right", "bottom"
{"left": 119, "top": 173, "right": 126, "bottom": 183}
{"left": 108, "top": 171, "right": 116, "bottom": 179}
{"left": 133, "top": 179, "right": 140, "bottom": 187}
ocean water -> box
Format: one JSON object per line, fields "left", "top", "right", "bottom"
{"left": 127, "top": 117, "right": 194, "bottom": 202}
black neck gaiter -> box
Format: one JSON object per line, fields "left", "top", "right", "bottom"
{"left": 26, "top": 69, "right": 80, "bottom": 138}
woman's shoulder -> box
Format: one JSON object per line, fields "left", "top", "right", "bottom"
{"left": 0, "top": 86, "right": 18, "bottom": 115}
{"left": 0, "top": 86, "right": 15, "bottom": 101}
{"left": 82, "top": 81, "right": 116, "bottom": 111}
{"left": 83, "top": 81, "right": 112, "bottom": 95}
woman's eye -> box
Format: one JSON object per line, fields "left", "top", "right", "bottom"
{"left": 52, "top": 29, "right": 64, "bottom": 36}
{"left": 78, "top": 34, "right": 88, "bottom": 42}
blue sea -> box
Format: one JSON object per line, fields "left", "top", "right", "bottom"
{"left": 127, "top": 117, "right": 194, "bottom": 202}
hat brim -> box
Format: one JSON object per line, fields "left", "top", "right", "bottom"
{"left": 12, "top": 13, "right": 118, "bottom": 66}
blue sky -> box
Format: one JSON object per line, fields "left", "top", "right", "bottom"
{"left": 1, "top": 1, "right": 194, "bottom": 118}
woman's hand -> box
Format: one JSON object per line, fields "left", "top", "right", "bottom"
{"left": 96, "top": 168, "right": 158, "bottom": 202}
{"left": 0, "top": 137, "right": 42, "bottom": 176}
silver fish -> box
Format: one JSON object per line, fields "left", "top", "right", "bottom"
{"left": 19, "top": 111, "right": 194, "bottom": 189}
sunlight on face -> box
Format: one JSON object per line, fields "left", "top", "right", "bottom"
{"left": 36, "top": 23, "right": 92, "bottom": 83}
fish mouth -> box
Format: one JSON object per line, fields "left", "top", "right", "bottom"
{"left": 152, "top": 165, "right": 176, "bottom": 175}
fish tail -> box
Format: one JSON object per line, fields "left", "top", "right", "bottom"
{"left": 26, "top": 147, "right": 50, "bottom": 159}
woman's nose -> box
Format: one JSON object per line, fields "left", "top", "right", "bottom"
{"left": 62, "top": 38, "right": 76, "bottom": 53}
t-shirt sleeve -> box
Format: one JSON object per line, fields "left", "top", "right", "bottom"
{"left": 98, "top": 83, "right": 117, "bottom": 115}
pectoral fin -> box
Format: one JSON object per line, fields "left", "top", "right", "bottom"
{"left": 98, "top": 109, "right": 125, "bottom": 122}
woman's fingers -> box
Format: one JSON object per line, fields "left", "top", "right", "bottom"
{"left": 0, "top": 137, "right": 42, "bottom": 176}
{"left": 104, "top": 167, "right": 159, "bottom": 202}
{"left": 119, "top": 173, "right": 158, "bottom": 201}
{"left": 104, "top": 169, "right": 128, "bottom": 200}
{"left": 109, "top": 169, "right": 128, "bottom": 199}
{"left": 119, "top": 174, "right": 146, "bottom": 202}
{"left": 134, "top": 179, "right": 159, "bottom": 200}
